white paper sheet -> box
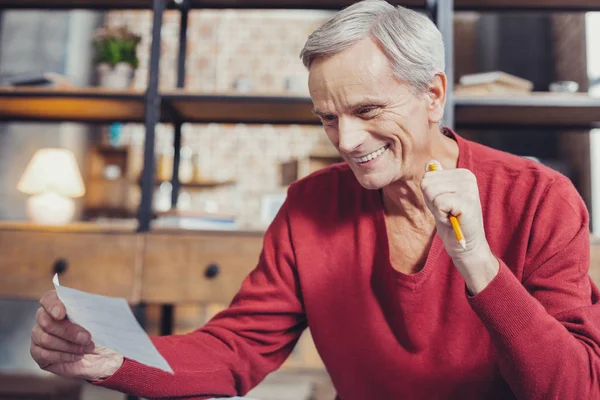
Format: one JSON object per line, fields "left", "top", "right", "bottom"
{"left": 53, "top": 274, "right": 173, "bottom": 373}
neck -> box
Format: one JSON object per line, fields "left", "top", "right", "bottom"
{"left": 381, "top": 126, "right": 459, "bottom": 228}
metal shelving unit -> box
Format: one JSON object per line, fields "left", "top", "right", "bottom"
{"left": 0, "top": 0, "right": 453, "bottom": 228}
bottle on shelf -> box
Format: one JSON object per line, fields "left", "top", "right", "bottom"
{"left": 154, "top": 181, "right": 172, "bottom": 212}
{"left": 157, "top": 146, "right": 174, "bottom": 182}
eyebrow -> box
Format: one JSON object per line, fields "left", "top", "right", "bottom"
{"left": 312, "top": 100, "right": 389, "bottom": 117}
{"left": 312, "top": 108, "right": 332, "bottom": 118}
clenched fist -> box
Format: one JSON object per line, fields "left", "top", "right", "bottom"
{"left": 420, "top": 160, "right": 499, "bottom": 294}
{"left": 31, "top": 290, "right": 123, "bottom": 381}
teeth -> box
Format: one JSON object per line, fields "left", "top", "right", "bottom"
{"left": 354, "top": 145, "right": 388, "bottom": 163}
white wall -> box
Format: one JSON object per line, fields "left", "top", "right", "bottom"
{"left": 587, "top": 12, "right": 600, "bottom": 234}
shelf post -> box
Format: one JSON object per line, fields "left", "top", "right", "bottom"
{"left": 427, "top": 0, "right": 454, "bottom": 130}
{"left": 138, "top": 0, "right": 166, "bottom": 233}
{"left": 170, "top": 0, "right": 190, "bottom": 210}
{"left": 132, "top": 1, "right": 166, "bottom": 398}
{"left": 171, "top": 123, "right": 183, "bottom": 208}
{"left": 160, "top": 0, "right": 191, "bottom": 338}
{"left": 176, "top": 0, "right": 190, "bottom": 90}
{"left": 437, "top": 0, "right": 455, "bottom": 130}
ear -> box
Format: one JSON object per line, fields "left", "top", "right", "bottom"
{"left": 426, "top": 73, "right": 447, "bottom": 124}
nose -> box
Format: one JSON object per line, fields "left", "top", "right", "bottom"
{"left": 337, "top": 116, "right": 367, "bottom": 154}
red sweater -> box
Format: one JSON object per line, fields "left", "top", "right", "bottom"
{"left": 97, "top": 132, "right": 600, "bottom": 399}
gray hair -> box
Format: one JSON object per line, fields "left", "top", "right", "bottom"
{"left": 300, "top": 0, "right": 445, "bottom": 93}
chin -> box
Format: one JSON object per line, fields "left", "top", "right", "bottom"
{"left": 354, "top": 172, "right": 393, "bottom": 190}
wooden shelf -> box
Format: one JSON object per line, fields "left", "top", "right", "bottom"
{"left": 194, "top": 0, "right": 600, "bottom": 11}
{"left": 0, "top": 89, "right": 318, "bottom": 125}
{"left": 0, "top": 0, "right": 154, "bottom": 9}
{"left": 455, "top": 0, "right": 600, "bottom": 11}
{"left": 455, "top": 93, "right": 600, "bottom": 129}
{"left": 85, "top": 207, "right": 138, "bottom": 220}
{"left": 164, "top": 92, "right": 318, "bottom": 125}
{"left": 3, "top": 88, "right": 600, "bottom": 129}
{"left": 0, "top": 220, "right": 137, "bottom": 233}
{"left": 5, "top": 0, "right": 596, "bottom": 11}
{"left": 162, "top": 92, "right": 600, "bottom": 129}
{"left": 0, "top": 0, "right": 425, "bottom": 10}
{"left": 0, "top": 87, "right": 147, "bottom": 123}
{"left": 187, "top": 0, "right": 425, "bottom": 10}
{"left": 2, "top": 0, "right": 595, "bottom": 11}
{"left": 154, "top": 179, "right": 236, "bottom": 188}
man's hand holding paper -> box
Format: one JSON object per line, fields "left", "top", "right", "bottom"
{"left": 30, "top": 275, "right": 172, "bottom": 382}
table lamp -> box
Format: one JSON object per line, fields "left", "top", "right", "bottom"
{"left": 17, "top": 148, "right": 85, "bottom": 225}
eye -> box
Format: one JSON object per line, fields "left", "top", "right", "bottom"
{"left": 320, "top": 114, "right": 338, "bottom": 125}
{"left": 356, "top": 106, "right": 379, "bottom": 118}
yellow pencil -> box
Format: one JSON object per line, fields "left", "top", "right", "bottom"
{"left": 427, "top": 163, "right": 467, "bottom": 250}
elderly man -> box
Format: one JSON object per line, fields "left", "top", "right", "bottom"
{"left": 30, "top": 1, "right": 600, "bottom": 399}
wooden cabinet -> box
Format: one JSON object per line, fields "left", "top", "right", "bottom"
{"left": 0, "top": 223, "right": 598, "bottom": 305}
{"left": 0, "top": 225, "right": 143, "bottom": 302}
{"left": 0, "top": 374, "right": 82, "bottom": 400}
{"left": 141, "top": 231, "right": 264, "bottom": 304}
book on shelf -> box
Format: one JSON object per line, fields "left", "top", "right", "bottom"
{"left": 455, "top": 71, "right": 534, "bottom": 96}
{"left": 0, "top": 72, "right": 75, "bottom": 89}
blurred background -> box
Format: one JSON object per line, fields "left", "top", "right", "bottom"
{"left": 0, "top": 1, "right": 599, "bottom": 399}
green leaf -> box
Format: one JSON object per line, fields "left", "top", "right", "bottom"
{"left": 92, "top": 34, "right": 140, "bottom": 68}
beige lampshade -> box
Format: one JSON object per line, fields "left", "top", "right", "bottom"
{"left": 17, "top": 148, "right": 85, "bottom": 198}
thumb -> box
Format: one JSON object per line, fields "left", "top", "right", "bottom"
{"left": 426, "top": 160, "right": 443, "bottom": 172}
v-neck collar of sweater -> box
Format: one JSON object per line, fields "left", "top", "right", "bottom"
{"left": 373, "top": 128, "right": 473, "bottom": 289}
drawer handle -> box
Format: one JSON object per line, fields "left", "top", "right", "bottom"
{"left": 53, "top": 258, "right": 69, "bottom": 275}
{"left": 204, "top": 264, "right": 220, "bottom": 279}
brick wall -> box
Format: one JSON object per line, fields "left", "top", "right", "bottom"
{"left": 105, "top": 9, "right": 335, "bottom": 228}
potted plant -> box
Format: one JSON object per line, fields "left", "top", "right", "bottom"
{"left": 92, "top": 26, "right": 141, "bottom": 89}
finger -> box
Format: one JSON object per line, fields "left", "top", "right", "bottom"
{"left": 420, "top": 177, "right": 459, "bottom": 204}
{"left": 423, "top": 168, "right": 475, "bottom": 186}
{"left": 30, "top": 343, "right": 84, "bottom": 368}
{"left": 36, "top": 307, "right": 91, "bottom": 345}
{"left": 40, "top": 290, "right": 66, "bottom": 321}
{"left": 431, "top": 192, "right": 464, "bottom": 222}
{"left": 421, "top": 177, "right": 459, "bottom": 197}
{"left": 421, "top": 171, "right": 478, "bottom": 198}
{"left": 32, "top": 325, "right": 95, "bottom": 354}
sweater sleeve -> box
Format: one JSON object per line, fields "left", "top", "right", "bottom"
{"left": 93, "top": 196, "right": 307, "bottom": 399}
{"left": 468, "top": 176, "right": 600, "bottom": 400}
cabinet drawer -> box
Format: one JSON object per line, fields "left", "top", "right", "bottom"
{"left": 142, "top": 232, "right": 264, "bottom": 304}
{"left": 0, "top": 230, "right": 142, "bottom": 302}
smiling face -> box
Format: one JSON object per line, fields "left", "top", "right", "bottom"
{"left": 308, "top": 37, "right": 446, "bottom": 190}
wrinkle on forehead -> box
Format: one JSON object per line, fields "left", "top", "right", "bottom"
{"left": 308, "top": 38, "right": 407, "bottom": 112}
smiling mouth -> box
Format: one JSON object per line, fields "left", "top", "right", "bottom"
{"left": 352, "top": 144, "right": 390, "bottom": 164}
